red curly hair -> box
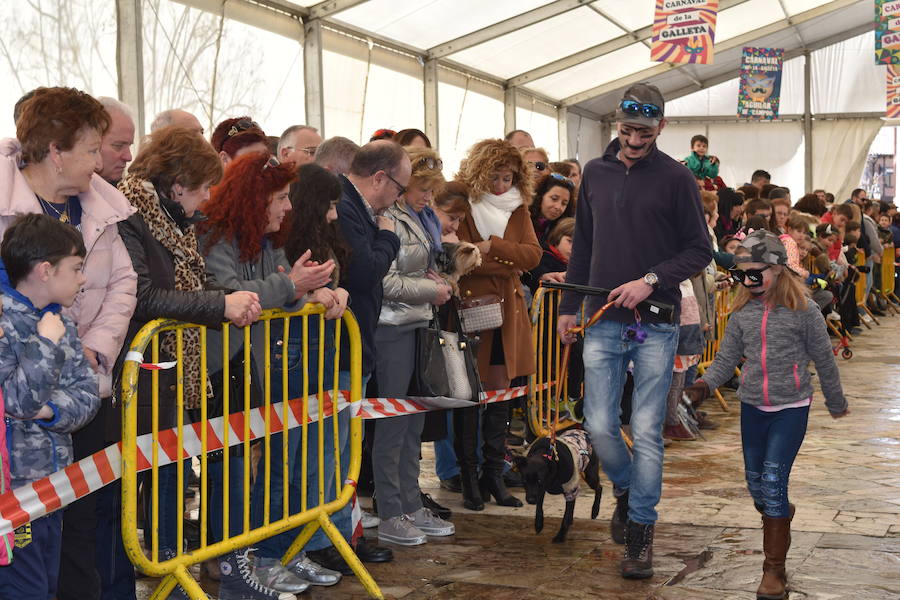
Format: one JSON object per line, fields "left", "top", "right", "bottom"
{"left": 198, "top": 152, "right": 297, "bottom": 262}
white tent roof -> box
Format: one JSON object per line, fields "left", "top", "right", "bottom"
{"left": 248, "top": 0, "right": 873, "bottom": 118}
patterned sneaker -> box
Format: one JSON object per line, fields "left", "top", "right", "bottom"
{"left": 286, "top": 553, "right": 342, "bottom": 586}
{"left": 407, "top": 507, "right": 455, "bottom": 537}
{"left": 253, "top": 556, "right": 310, "bottom": 594}
{"left": 218, "top": 549, "right": 296, "bottom": 600}
{"left": 377, "top": 514, "right": 427, "bottom": 546}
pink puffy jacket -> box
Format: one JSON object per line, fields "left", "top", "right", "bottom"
{"left": 0, "top": 139, "right": 137, "bottom": 398}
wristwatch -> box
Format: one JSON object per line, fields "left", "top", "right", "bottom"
{"left": 642, "top": 272, "right": 659, "bottom": 289}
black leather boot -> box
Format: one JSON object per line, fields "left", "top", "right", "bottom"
{"left": 479, "top": 403, "right": 522, "bottom": 507}
{"left": 454, "top": 407, "right": 484, "bottom": 511}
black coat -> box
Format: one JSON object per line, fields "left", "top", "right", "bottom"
{"left": 336, "top": 176, "right": 400, "bottom": 376}
{"left": 116, "top": 211, "right": 229, "bottom": 434}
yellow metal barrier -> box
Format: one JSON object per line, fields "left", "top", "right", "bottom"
{"left": 854, "top": 252, "right": 879, "bottom": 327}
{"left": 879, "top": 245, "right": 900, "bottom": 313}
{"left": 697, "top": 288, "right": 732, "bottom": 412}
{"left": 119, "top": 305, "right": 382, "bottom": 599}
{"left": 528, "top": 286, "right": 578, "bottom": 438}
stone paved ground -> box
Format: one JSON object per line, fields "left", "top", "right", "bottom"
{"left": 139, "top": 314, "right": 900, "bottom": 599}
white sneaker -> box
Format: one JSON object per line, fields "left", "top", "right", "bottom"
{"left": 407, "top": 507, "right": 455, "bottom": 536}
{"left": 377, "top": 514, "right": 427, "bottom": 546}
{"left": 827, "top": 311, "right": 841, "bottom": 321}
{"left": 361, "top": 510, "right": 380, "bottom": 529}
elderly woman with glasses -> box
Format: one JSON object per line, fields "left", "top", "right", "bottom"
{"left": 370, "top": 146, "right": 457, "bottom": 547}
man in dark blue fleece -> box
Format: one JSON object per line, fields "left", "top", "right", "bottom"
{"left": 557, "top": 83, "right": 712, "bottom": 580}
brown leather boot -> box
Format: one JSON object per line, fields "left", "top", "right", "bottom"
{"left": 757, "top": 516, "right": 791, "bottom": 600}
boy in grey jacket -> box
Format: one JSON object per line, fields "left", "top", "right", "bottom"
{"left": 685, "top": 230, "right": 847, "bottom": 600}
{"left": 0, "top": 214, "right": 100, "bottom": 600}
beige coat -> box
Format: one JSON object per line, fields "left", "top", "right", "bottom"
{"left": 457, "top": 203, "right": 541, "bottom": 380}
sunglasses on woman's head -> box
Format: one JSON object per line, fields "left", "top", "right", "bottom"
{"left": 729, "top": 265, "right": 771, "bottom": 285}
{"left": 413, "top": 156, "right": 443, "bottom": 171}
{"left": 549, "top": 172, "right": 572, "bottom": 184}
{"left": 226, "top": 119, "right": 261, "bottom": 138}
{"left": 262, "top": 156, "right": 280, "bottom": 171}
{"left": 619, "top": 100, "right": 662, "bottom": 119}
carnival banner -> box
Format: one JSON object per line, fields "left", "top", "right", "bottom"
{"left": 737, "top": 47, "right": 783, "bottom": 120}
{"left": 887, "top": 65, "right": 900, "bottom": 118}
{"left": 650, "top": 0, "right": 719, "bottom": 65}
{"left": 876, "top": 0, "right": 900, "bottom": 64}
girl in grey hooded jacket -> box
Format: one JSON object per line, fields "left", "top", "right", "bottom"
{"left": 685, "top": 230, "right": 848, "bottom": 600}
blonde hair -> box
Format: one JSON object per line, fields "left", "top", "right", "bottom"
{"left": 405, "top": 146, "right": 445, "bottom": 191}
{"left": 521, "top": 147, "right": 549, "bottom": 162}
{"left": 729, "top": 262, "right": 810, "bottom": 313}
{"left": 456, "top": 138, "right": 534, "bottom": 203}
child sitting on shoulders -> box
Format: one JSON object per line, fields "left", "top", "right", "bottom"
{"left": 684, "top": 134, "right": 724, "bottom": 190}
{"left": 0, "top": 214, "right": 100, "bottom": 599}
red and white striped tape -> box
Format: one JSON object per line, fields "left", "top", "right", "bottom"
{"left": 0, "top": 382, "right": 547, "bottom": 536}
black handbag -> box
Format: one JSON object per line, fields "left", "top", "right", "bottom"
{"left": 409, "top": 303, "right": 481, "bottom": 403}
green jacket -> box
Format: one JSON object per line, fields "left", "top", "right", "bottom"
{"left": 684, "top": 151, "right": 719, "bottom": 179}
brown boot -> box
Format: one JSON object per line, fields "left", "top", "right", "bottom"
{"left": 757, "top": 516, "right": 791, "bottom": 600}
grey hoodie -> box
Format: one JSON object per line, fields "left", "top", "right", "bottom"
{"left": 700, "top": 297, "right": 847, "bottom": 415}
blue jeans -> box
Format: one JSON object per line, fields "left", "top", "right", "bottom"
{"left": 434, "top": 412, "right": 459, "bottom": 480}
{"left": 141, "top": 460, "right": 191, "bottom": 555}
{"left": 0, "top": 512, "right": 63, "bottom": 600}
{"left": 252, "top": 317, "right": 357, "bottom": 558}
{"left": 207, "top": 455, "right": 245, "bottom": 542}
{"left": 740, "top": 403, "right": 809, "bottom": 518}
{"left": 582, "top": 320, "right": 679, "bottom": 524}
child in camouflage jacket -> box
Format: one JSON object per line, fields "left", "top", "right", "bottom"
{"left": 0, "top": 214, "right": 99, "bottom": 598}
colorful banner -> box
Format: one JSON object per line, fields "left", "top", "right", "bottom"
{"left": 876, "top": 0, "right": 900, "bottom": 64}
{"left": 737, "top": 47, "right": 784, "bottom": 120}
{"left": 650, "top": 0, "right": 719, "bottom": 65}
{"left": 888, "top": 65, "right": 900, "bottom": 118}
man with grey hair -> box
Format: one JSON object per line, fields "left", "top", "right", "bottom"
{"left": 278, "top": 124, "right": 322, "bottom": 166}
{"left": 96, "top": 97, "right": 136, "bottom": 185}
{"left": 149, "top": 108, "right": 204, "bottom": 135}
{"left": 314, "top": 136, "right": 360, "bottom": 176}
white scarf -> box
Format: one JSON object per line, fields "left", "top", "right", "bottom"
{"left": 470, "top": 187, "right": 523, "bottom": 241}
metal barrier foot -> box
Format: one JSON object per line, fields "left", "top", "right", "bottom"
{"left": 318, "top": 514, "right": 384, "bottom": 599}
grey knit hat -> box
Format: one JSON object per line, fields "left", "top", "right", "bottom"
{"left": 733, "top": 229, "right": 787, "bottom": 266}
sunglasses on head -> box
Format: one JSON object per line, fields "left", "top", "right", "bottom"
{"left": 413, "top": 156, "right": 443, "bottom": 171}
{"left": 549, "top": 172, "right": 572, "bottom": 184}
{"left": 729, "top": 265, "right": 771, "bottom": 285}
{"left": 262, "top": 156, "right": 280, "bottom": 171}
{"left": 226, "top": 119, "right": 261, "bottom": 138}
{"left": 619, "top": 100, "right": 663, "bottom": 119}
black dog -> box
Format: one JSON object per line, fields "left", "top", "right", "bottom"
{"left": 513, "top": 427, "right": 602, "bottom": 543}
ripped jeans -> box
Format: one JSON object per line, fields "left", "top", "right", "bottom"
{"left": 740, "top": 403, "right": 809, "bottom": 518}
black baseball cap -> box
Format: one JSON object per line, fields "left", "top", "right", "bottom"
{"left": 614, "top": 83, "right": 666, "bottom": 127}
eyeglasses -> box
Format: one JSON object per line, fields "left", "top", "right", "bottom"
{"left": 226, "top": 119, "right": 261, "bottom": 138}
{"left": 412, "top": 156, "right": 443, "bottom": 171}
{"left": 728, "top": 265, "right": 771, "bottom": 285}
{"left": 383, "top": 171, "right": 406, "bottom": 197}
{"left": 262, "top": 156, "right": 280, "bottom": 171}
{"left": 619, "top": 100, "right": 663, "bottom": 119}
{"left": 531, "top": 161, "right": 548, "bottom": 172}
